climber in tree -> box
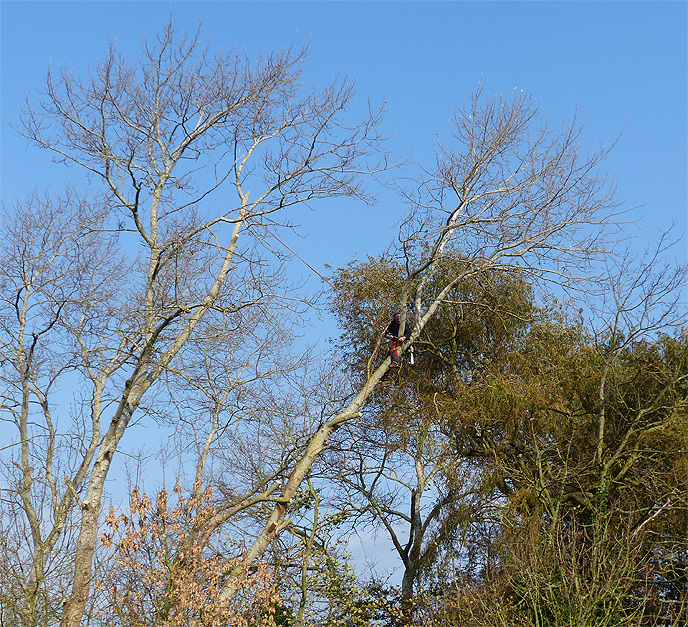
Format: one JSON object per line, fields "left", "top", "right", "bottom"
{"left": 385, "top": 312, "right": 408, "bottom": 369}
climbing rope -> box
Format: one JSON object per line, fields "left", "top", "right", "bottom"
{"left": 254, "top": 221, "right": 381, "bottom": 328}
{"left": 254, "top": 221, "right": 391, "bottom": 543}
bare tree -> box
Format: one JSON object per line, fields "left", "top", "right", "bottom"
{"left": 2, "top": 20, "right": 386, "bottom": 627}
{"left": 0, "top": 188, "right": 125, "bottom": 627}
{"left": 332, "top": 408, "right": 478, "bottom": 622}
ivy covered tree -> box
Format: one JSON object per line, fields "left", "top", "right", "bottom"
{"left": 328, "top": 247, "right": 687, "bottom": 626}
{"left": 433, "top": 252, "right": 688, "bottom": 626}
{"left": 328, "top": 255, "right": 538, "bottom": 623}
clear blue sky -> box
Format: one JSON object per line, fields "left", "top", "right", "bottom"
{"left": 2, "top": 1, "right": 686, "bottom": 277}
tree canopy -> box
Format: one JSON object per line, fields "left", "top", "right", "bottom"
{"left": 1, "top": 20, "right": 685, "bottom": 627}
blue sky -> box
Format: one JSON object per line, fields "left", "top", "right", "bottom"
{"left": 2, "top": 1, "right": 686, "bottom": 280}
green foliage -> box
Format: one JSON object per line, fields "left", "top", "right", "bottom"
{"left": 329, "top": 255, "right": 687, "bottom": 625}
{"left": 270, "top": 602, "right": 295, "bottom": 627}
{"left": 437, "top": 324, "right": 688, "bottom": 625}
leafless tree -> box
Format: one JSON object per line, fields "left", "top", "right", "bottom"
{"left": 1, "top": 20, "right": 386, "bottom": 627}
{"left": 0, "top": 188, "right": 124, "bottom": 627}
{"left": 330, "top": 406, "right": 480, "bottom": 622}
